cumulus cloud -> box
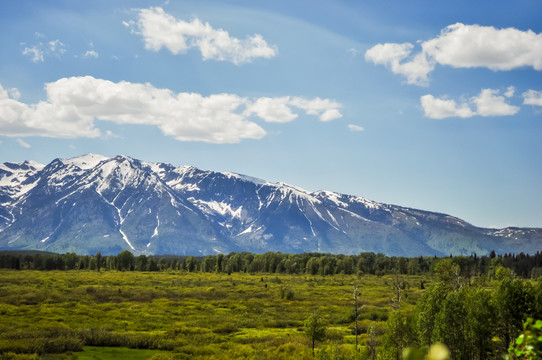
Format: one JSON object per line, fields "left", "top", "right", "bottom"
{"left": 365, "top": 43, "right": 434, "bottom": 86}
{"left": 126, "top": 7, "right": 277, "bottom": 65}
{"left": 288, "top": 97, "right": 343, "bottom": 122}
{"left": 244, "top": 96, "right": 342, "bottom": 123}
{"left": 420, "top": 95, "right": 475, "bottom": 119}
{"left": 0, "top": 77, "right": 342, "bottom": 143}
{"left": 348, "top": 124, "right": 364, "bottom": 132}
{"left": 7, "top": 88, "right": 20, "bottom": 101}
{"left": 523, "top": 90, "right": 542, "bottom": 106}
{"left": 366, "top": 23, "right": 542, "bottom": 85}
{"left": 473, "top": 89, "right": 519, "bottom": 117}
{"left": 421, "top": 88, "right": 520, "bottom": 119}
{"left": 244, "top": 97, "right": 297, "bottom": 123}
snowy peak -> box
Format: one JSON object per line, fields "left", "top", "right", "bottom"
{"left": 0, "top": 160, "right": 44, "bottom": 172}
{"left": 0, "top": 154, "right": 540, "bottom": 256}
{"left": 0, "top": 160, "right": 44, "bottom": 198}
{"left": 60, "top": 154, "right": 109, "bottom": 170}
{"left": 220, "top": 171, "right": 267, "bottom": 186}
{"left": 0, "top": 160, "right": 44, "bottom": 184}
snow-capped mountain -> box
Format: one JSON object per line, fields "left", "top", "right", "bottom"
{"left": 0, "top": 154, "right": 540, "bottom": 256}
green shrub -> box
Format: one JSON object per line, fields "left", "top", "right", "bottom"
{"left": 0, "top": 353, "right": 39, "bottom": 360}
{"left": 212, "top": 322, "right": 239, "bottom": 334}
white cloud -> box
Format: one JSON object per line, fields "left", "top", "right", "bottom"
{"left": 245, "top": 97, "right": 297, "bottom": 123}
{"left": 365, "top": 43, "right": 434, "bottom": 86}
{"left": 423, "top": 24, "right": 542, "bottom": 71}
{"left": 22, "top": 36, "right": 66, "bottom": 62}
{"left": 421, "top": 88, "right": 520, "bottom": 119}
{"left": 420, "top": 95, "right": 475, "bottom": 119}
{"left": 48, "top": 40, "right": 66, "bottom": 55}
{"left": 0, "top": 77, "right": 342, "bottom": 143}
{"left": 7, "top": 88, "right": 20, "bottom": 101}
{"left": 472, "top": 89, "right": 519, "bottom": 117}
{"left": 22, "top": 46, "right": 44, "bottom": 63}
{"left": 84, "top": 50, "right": 99, "bottom": 58}
{"left": 127, "top": 7, "right": 277, "bottom": 65}
{"left": 348, "top": 124, "right": 364, "bottom": 132}
{"left": 504, "top": 86, "right": 515, "bottom": 98}
{"left": 16, "top": 138, "right": 31, "bottom": 148}
{"left": 288, "top": 97, "right": 343, "bottom": 122}
{"left": 103, "top": 130, "right": 120, "bottom": 139}
{"left": 366, "top": 23, "right": 542, "bottom": 85}
{"left": 244, "top": 96, "right": 342, "bottom": 123}
{"left": 523, "top": 90, "right": 542, "bottom": 106}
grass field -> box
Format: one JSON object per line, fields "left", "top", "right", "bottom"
{"left": 76, "top": 346, "right": 169, "bottom": 360}
{"left": 0, "top": 270, "right": 429, "bottom": 359}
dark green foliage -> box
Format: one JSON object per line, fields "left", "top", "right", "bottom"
{"left": 380, "top": 309, "right": 415, "bottom": 359}
{"left": 379, "top": 258, "right": 540, "bottom": 360}
{"left": 116, "top": 250, "right": 135, "bottom": 271}
{"left": 304, "top": 311, "right": 327, "bottom": 356}
{"left": 494, "top": 279, "right": 536, "bottom": 355}
{"left": 1, "top": 250, "right": 542, "bottom": 280}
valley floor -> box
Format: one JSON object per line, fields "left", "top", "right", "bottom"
{"left": 0, "top": 270, "right": 427, "bottom": 359}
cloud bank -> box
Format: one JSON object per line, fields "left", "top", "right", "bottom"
{"left": 126, "top": 7, "right": 277, "bottom": 65}
{"left": 365, "top": 23, "right": 542, "bottom": 85}
{"left": 0, "top": 76, "right": 341, "bottom": 143}
{"left": 421, "top": 88, "right": 520, "bottom": 119}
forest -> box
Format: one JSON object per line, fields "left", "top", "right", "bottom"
{"left": 2, "top": 250, "right": 542, "bottom": 279}
{"left": 0, "top": 250, "right": 541, "bottom": 359}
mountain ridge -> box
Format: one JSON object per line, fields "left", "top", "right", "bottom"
{"left": 0, "top": 154, "right": 540, "bottom": 256}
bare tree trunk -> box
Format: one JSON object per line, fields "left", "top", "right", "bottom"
{"left": 354, "top": 283, "right": 362, "bottom": 352}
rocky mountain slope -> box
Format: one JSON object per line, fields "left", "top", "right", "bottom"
{"left": 0, "top": 154, "right": 540, "bottom": 256}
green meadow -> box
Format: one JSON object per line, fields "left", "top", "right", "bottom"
{"left": 0, "top": 270, "right": 427, "bottom": 359}
{"left": 1, "top": 256, "right": 541, "bottom": 360}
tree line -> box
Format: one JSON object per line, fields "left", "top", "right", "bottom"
{"left": 298, "top": 258, "right": 542, "bottom": 359}
{"left": 1, "top": 250, "right": 541, "bottom": 279}
{"left": 378, "top": 258, "right": 542, "bottom": 359}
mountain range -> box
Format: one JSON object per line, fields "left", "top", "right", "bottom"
{"left": 0, "top": 154, "right": 540, "bottom": 256}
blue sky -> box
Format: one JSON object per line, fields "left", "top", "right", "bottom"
{"left": 0, "top": 0, "right": 541, "bottom": 228}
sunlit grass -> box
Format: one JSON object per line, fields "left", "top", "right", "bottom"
{"left": 76, "top": 346, "right": 168, "bottom": 360}
{"left": 0, "top": 270, "right": 428, "bottom": 358}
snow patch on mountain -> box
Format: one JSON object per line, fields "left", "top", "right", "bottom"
{"left": 61, "top": 154, "right": 109, "bottom": 170}
{"left": 152, "top": 216, "right": 160, "bottom": 238}
{"left": 0, "top": 160, "right": 44, "bottom": 197}
{"left": 221, "top": 172, "right": 267, "bottom": 185}
{"left": 190, "top": 199, "right": 243, "bottom": 218}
